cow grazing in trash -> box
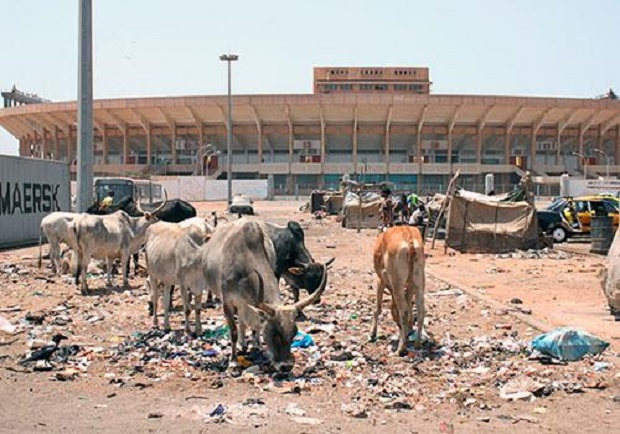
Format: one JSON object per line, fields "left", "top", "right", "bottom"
{"left": 38, "top": 212, "right": 79, "bottom": 274}
{"left": 265, "top": 221, "right": 333, "bottom": 302}
{"left": 144, "top": 217, "right": 214, "bottom": 332}
{"left": 73, "top": 195, "right": 167, "bottom": 294}
{"left": 371, "top": 226, "right": 426, "bottom": 355}
{"left": 201, "top": 218, "right": 327, "bottom": 372}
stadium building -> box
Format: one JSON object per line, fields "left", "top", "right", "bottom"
{"left": 1, "top": 68, "right": 619, "bottom": 194}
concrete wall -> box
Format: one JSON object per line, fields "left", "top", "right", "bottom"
{"left": 153, "top": 177, "right": 269, "bottom": 201}
{"left": 0, "top": 156, "right": 70, "bottom": 248}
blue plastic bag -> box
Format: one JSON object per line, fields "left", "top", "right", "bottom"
{"left": 291, "top": 331, "right": 315, "bottom": 348}
{"left": 531, "top": 327, "right": 609, "bottom": 361}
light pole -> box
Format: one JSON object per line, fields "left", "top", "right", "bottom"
{"left": 571, "top": 151, "right": 588, "bottom": 179}
{"left": 76, "top": 0, "right": 93, "bottom": 212}
{"left": 220, "top": 53, "right": 238, "bottom": 205}
{"left": 593, "top": 148, "right": 610, "bottom": 179}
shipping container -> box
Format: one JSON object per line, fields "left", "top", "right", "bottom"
{"left": 0, "top": 155, "right": 70, "bottom": 248}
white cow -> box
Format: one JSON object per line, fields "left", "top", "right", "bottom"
{"left": 73, "top": 198, "right": 166, "bottom": 294}
{"left": 144, "top": 217, "right": 214, "bottom": 332}
{"left": 38, "top": 212, "right": 79, "bottom": 274}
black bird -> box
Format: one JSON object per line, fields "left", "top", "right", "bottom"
{"left": 20, "top": 334, "right": 68, "bottom": 366}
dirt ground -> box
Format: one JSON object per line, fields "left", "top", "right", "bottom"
{"left": 0, "top": 201, "right": 618, "bottom": 433}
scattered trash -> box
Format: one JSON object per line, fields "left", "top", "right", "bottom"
{"left": 0, "top": 315, "right": 17, "bottom": 334}
{"left": 290, "top": 416, "right": 323, "bottom": 425}
{"left": 594, "top": 362, "right": 611, "bottom": 372}
{"left": 285, "top": 403, "right": 306, "bottom": 416}
{"left": 499, "top": 377, "right": 543, "bottom": 401}
{"left": 531, "top": 328, "right": 610, "bottom": 361}
{"left": 291, "top": 331, "right": 315, "bottom": 348}
{"left": 209, "top": 404, "right": 226, "bottom": 418}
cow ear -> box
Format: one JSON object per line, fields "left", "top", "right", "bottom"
{"left": 202, "top": 234, "right": 212, "bottom": 243}
{"left": 257, "top": 302, "right": 277, "bottom": 317}
{"left": 287, "top": 267, "right": 303, "bottom": 276}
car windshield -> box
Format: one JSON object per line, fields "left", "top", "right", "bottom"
{"left": 95, "top": 183, "right": 134, "bottom": 205}
{"left": 232, "top": 196, "right": 251, "bottom": 205}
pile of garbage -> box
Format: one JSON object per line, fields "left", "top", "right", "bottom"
{"left": 492, "top": 248, "right": 572, "bottom": 260}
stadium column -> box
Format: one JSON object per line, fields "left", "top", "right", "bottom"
{"left": 476, "top": 125, "right": 483, "bottom": 164}
{"left": 54, "top": 127, "right": 60, "bottom": 160}
{"left": 146, "top": 125, "right": 152, "bottom": 167}
{"left": 257, "top": 126, "right": 263, "bottom": 165}
{"left": 66, "top": 127, "right": 73, "bottom": 165}
{"left": 41, "top": 130, "right": 48, "bottom": 159}
{"left": 531, "top": 127, "right": 538, "bottom": 171}
{"left": 19, "top": 136, "right": 27, "bottom": 157}
{"left": 352, "top": 106, "right": 358, "bottom": 168}
{"left": 320, "top": 105, "right": 325, "bottom": 189}
{"left": 102, "top": 127, "right": 109, "bottom": 164}
{"left": 171, "top": 124, "right": 177, "bottom": 165}
{"left": 288, "top": 123, "right": 294, "bottom": 193}
{"left": 504, "top": 128, "right": 511, "bottom": 166}
{"left": 123, "top": 128, "right": 129, "bottom": 165}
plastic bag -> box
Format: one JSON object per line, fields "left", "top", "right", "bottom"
{"left": 531, "top": 327, "right": 609, "bottom": 361}
{"left": 291, "top": 331, "right": 315, "bottom": 348}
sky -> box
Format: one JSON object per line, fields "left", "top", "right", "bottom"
{"left": 1, "top": 0, "right": 618, "bottom": 155}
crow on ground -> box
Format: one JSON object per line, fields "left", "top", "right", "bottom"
{"left": 19, "top": 334, "right": 68, "bottom": 366}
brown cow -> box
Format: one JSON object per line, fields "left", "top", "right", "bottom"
{"left": 371, "top": 226, "right": 425, "bottom": 355}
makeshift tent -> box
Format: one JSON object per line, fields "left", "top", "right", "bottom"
{"left": 445, "top": 193, "right": 542, "bottom": 253}
{"left": 341, "top": 191, "right": 383, "bottom": 229}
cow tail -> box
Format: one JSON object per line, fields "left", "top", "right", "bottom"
{"left": 74, "top": 223, "right": 81, "bottom": 286}
{"left": 37, "top": 227, "right": 43, "bottom": 269}
{"left": 406, "top": 239, "right": 416, "bottom": 283}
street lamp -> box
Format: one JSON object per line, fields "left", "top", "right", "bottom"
{"left": 220, "top": 53, "right": 239, "bottom": 205}
{"left": 571, "top": 151, "right": 588, "bottom": 179}
{"left": 593, "top": 148, "right": 611, "bottom": 179}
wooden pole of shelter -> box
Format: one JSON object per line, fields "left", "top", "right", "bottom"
{"left": 357, "top": 186, "right": 362, "bottom": 233}
{"left": 431, "top": 170, "right": 461, "bottom": 250}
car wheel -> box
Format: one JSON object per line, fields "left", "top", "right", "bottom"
{"left": 550, "top": 226, "right": 567, "bottom": 243}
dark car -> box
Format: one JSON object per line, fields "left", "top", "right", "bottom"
{"left": 537, "top": 209, "right": 570, "bottom": 243}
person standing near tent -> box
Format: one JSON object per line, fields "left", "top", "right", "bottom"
{"left": 407, "top": 191, "right": 420, "bottom": 210}
{"left": 380, "top": 187, "right": 395, "bottom": 228}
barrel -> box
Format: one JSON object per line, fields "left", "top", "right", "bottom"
{"left": 590, "top": 216, "right": 614, "bottom": 255}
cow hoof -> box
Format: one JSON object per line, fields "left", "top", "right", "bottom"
{"left": 368, "top": 334, "right": 377, "bottom": 343}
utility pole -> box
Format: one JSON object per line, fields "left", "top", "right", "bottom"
{"left": 76, "top": 0, "right": 93, "bottom": 212}
{"left": 220, "top": 54, "right": 238, "bottom": 205}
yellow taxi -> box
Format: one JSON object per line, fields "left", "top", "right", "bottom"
{"left": 549, "top": 195, "right": 620, "bottom": 233}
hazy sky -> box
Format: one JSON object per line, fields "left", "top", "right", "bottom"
{"left": 1, "top": 0, "right": 618, "bottom": 155}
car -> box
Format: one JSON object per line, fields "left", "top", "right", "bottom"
{"left": 228, "top": 194, "right": 254, "bottom": 215}
{"left": 544, "top": 195, "right": 619, "bottom": 240}
{"left": 537, "top": 210, "right": 571, "bottom": 243}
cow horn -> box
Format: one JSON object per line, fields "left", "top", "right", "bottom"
{"left": 150, "top": 188, "right": 168, "bottom": 215}
{"left": 135, "top": 189, "right": 144, "bottom": 214}
{"left": 293, "top": 263, "right": 327, "bottom": 311}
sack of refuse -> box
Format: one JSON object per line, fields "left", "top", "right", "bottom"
{"left": 531, "top": 327, "right": 610, "bottom": 361}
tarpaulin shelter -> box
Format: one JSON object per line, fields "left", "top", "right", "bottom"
{"left": 445, "top": 193, "right": 541, "bottom": 253}
{"left": 341, "top": 191, "right": 383, "bottom": 229}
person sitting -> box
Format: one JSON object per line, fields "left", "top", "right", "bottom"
{"left": 409, "top": 203, "right": 428, "bottom": 237}
{"left": 562, "top": 204, "right": 580, "bottom": 229}
{"left": 100, "top": 191, "right": 115, "bottom": 209}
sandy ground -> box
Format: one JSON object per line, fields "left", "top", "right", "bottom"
{"left": 0, "top": 201, "right": 618, "bottom": 433}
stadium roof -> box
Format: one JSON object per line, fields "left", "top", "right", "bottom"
{"left": 1, "top": 93, "right": 620, "bottom": 138}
